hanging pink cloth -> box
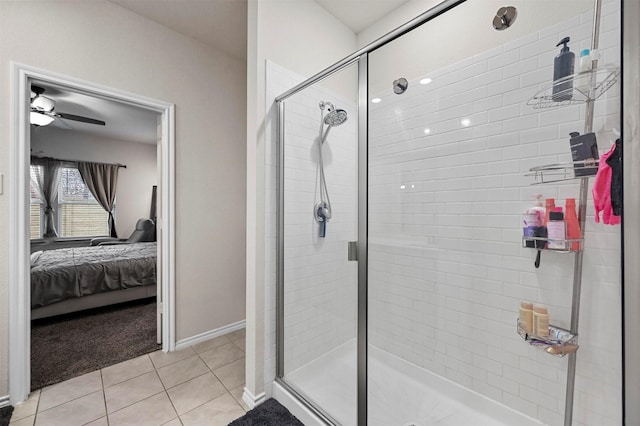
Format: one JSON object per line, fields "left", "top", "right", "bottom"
{"left": 592, "top": 144, "right": 620, "bottom": 225}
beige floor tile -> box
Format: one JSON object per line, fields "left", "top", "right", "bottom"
{"left": 10, "top": 389, "right": 40, "bottom": 422}
{"left": 105, "top": 371, "right": 165, "bottom": 413}
{"left": 84, "top": 417, "right": 109, "bottom": 426}
{"left": 199, "top": 343, "right": 244, "bottom": 371}
{"left": 230, "top": 385, "right": 250, "bottom": 412}
{"left": 108, "top": 392, "right": 177, "bottom": 426}
{"left": 161, "top": 419, "right": 183, "bottom": 426}
{"left": 9, "top": 415, "right": 35, "bottom": 426}
{"left": 38, "top": 371, "right": 102, "bottom": 412}
{"left": 192, "top": 335, "right": 231, "bottom": 354}
{"left": 35, "top": 390, "right": 105, "bottom": 426}
{"left": 157, "top": 355, "right": 209, "bottom": 389}
{"left": 149, "top": 347, "right": 196, "bottom": 369}
{"left": 213, "top": 358, "right": 245, "bottom": 390}
{"left": 167, "top": 372, "right": 227, "bottom": 415}
{"left": 231, "top": 338, "right": 245, "bottom": 353}
{"left": 180, "top": 393, "right": 245, "bottom": 426}
{"left": 226, "top": 328, "right": 245, "bottom": 341}
{"left": 102, "top": 354, "right": 154, "bottom": 388}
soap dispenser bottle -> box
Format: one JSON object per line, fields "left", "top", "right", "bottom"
{"left": 553, "top": 37, "right": 575, "bottom": 101}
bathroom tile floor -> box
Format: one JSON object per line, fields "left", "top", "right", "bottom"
{"left": 10, "top": 329, "right": 248, "bottom": 426}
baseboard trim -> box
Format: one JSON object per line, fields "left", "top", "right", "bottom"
{"left": 242, "top": 387, "right": 266, "bottom": 409}
{"left": 0, "top": 395, "right": 10, "bottom": 408}
{"left": 174, "top": 319, "right": 245, "bottom": 350}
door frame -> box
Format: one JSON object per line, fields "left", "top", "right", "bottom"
{"left": 9, "top": 63, "right": 176, "bottom": 404}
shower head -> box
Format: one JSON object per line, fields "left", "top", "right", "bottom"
{"left": 324, "top": 108, "right": 348, "bottom": 127}
{"left": 319, "top": 101, "right": 348, "bottom": 127}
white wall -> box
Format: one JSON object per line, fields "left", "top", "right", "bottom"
{"left": 246, "top": 0, "right": 357, "bottom": 403}
{"left": 0, "top": 0, "right": 247, "bottom": 399}
{"left": 366, "top": 2, "right": 621, "bottom": 424}
{"left": 31, "top": 128, "right": 158, "bottom": 238}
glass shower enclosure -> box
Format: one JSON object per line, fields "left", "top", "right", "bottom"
{"left": 274, "top": 0, "right": 622, "bottom": 425}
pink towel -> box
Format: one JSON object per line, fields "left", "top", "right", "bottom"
{"left": 592, "top": 144, "right": 620, "bottom": 225}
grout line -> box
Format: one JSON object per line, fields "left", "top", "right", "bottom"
{"left": 153, "top": 361, "right": 181, "bottom": 420}
{"left": 99, "top": 370, "right": 109, "bottom": 426}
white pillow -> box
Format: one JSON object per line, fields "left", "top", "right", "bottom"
{"left": 30, "top": 250, "right": 43, "bottom": 265}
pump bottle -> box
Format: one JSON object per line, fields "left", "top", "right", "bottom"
{"left": 553, "top": 37, "right": 575, "bottom": 101}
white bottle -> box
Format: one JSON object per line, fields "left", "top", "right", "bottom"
{"left": 576, "top": 49, "right": 592, "bottom": 96}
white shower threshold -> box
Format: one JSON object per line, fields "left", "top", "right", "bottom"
{"left": 276, "top": 340, "right": 544, "bottom": 426}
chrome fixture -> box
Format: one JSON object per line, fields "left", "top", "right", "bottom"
{"left": 315, "top": 101, "right": 348, "bottom": 237}
{"left": 493, "top": 6, "right": 517, "bottom": 31}
{"left": 393, "top": 77, "right": 409, "bottom": 94}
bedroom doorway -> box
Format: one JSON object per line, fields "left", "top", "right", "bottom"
{"left": 9, "top": 63, "right": 176, "bottom": 405}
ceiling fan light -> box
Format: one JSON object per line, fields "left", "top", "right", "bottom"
{"left": 30, "top": 112, "right": 54, "bottom": 126}
{"left": 31, "top": 95, "right": 55, "bottom": 112}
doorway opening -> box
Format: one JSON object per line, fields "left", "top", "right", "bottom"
{"left": 9, "top": 63, "right": 176, "bottom": 404}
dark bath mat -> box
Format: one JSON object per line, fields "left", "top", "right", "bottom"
{"left": 31, "top": 298, "right": 159, "bottom": 390}
{"left": 0, "top": 406, "right": 13, "bottom": 426}
{"left": 228, "top": 398, "right": 304, "bottom": 426}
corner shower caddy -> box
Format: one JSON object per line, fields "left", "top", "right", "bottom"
{"left": 517, "top": 1, "right": 618, "bottom": 424}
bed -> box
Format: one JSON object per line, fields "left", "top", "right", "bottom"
{"left": 30, "top": 242, "right": 157, "bottom": 320}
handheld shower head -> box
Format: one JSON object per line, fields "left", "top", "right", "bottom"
{"left": 324, "top": 109, "right": 348, "bottom": 126}
{"left": 319, "top": 100, "right": 348, "bottom": 127}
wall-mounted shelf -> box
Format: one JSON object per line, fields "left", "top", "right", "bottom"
{"left": 525, "top": 161, "right": 598, "bottom": 184}
{"left": 526, "top": 66, "right": 619, "bottom": 109}
{"left": 522, "top": 236, "right": 583, "bottom": 252}
{"left": 517, "top": 319, "right": 579, "bottom": 358}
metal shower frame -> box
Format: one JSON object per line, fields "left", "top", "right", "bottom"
{"left": 273, "top": 0, "right": 633, "bottom": 424}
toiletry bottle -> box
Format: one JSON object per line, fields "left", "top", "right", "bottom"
{"left": 523, "top": 196, "right": 544, "bottom": 248}
{"left": 543, "top": 198, "right": 555, "bottom": 226}
{"left": 520, "top": 301, "right": 534, "bottom": 334}
{"left": 547, "top": 208, "right": 566, "bottom": 249}
{"left": 553, "top": 37, "right": 575, "bottom": 101}
{"left": 565, "top": 198, "right": 581, "bottom": 251}
{"left": 576, "top": 48, "right": 592, "bottom": 96}
{"left": 533, "top": 305, "right": 550, "bottom": 338}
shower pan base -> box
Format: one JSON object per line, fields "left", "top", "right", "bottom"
{"left": 279, "top": 341, "right": 544, "bottom": 426}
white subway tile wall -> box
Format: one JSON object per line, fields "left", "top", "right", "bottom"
{"left": 265, "top": 61, "right": 359, "bottom": 378}
{"left": 367, "top": 2, "right": 620, "bottom": 426}
{"left": 265, "top": 0, "right": 621, "bottom": 423}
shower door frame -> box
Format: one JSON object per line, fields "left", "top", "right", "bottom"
{"left": 274, "top": 2, "right": 465, "bottom": 425}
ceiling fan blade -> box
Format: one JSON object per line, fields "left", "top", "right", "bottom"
{"left": 54, "top": 112, "right": 106, "bottom": 126}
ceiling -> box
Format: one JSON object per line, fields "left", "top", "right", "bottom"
{"left": 108, "top": 0, "right": 411, "bottom": 60}
{"left": 31, "top": 81, "right": 159, "bottom": 144}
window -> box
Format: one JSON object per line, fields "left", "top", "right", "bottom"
{"left": 29, "top": 165, "right": 42, "bottom": 239}
{"left": 29, "top": 164, "right": 111, "bottom": 239}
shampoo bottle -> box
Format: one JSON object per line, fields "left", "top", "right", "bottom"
{"left": 523, "top": 195, "right": 545, "bottom": 248}
{"left": 553, "top": 37, "right": 575, "bottom": 101}
{"left": 533, "top": 305, "right": 550, "bottom": 338}
{"left": 565, "top": 198, "right": 581, "bottom": 251}
{"left": 520, "top": 301, "right": 534, "bottom": 334}
{"left": 547, "top": 208, "right": 566, "bottom": 249}
{"left": 576, "top": 48, "right": 592, "bottom": 96}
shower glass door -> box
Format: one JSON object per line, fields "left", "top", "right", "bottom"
{"left": 367, "top": 0, "right": 620, "bottom": 425}
{"left": 278, "top": 61, "right": 359, "bottom": 425}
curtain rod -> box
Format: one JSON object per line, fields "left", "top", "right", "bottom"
{"left": 30, "top": 155, "right": 127, "bottom": 168}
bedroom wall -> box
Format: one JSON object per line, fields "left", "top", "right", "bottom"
{"left": 0, "top": 0, "right": 247, "bottom": 399}
{"left": 31, "top": 128, "right": 158, "bottom": 238}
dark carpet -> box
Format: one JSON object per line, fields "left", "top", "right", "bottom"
{"left": 31, "top": 298, "right": 159, "bottom": 391}
{"left": 229, "top": 398, "right": 304, "bottom": 426}
{"left": 0, "top": 406, "right": 13, "bottom": 426}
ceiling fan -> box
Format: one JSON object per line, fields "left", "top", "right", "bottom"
{"left": 30, "top": 85, "right": 106, "bottom": 127}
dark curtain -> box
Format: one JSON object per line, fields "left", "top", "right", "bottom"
{"left": 31, "top": 158, "right": 62, "bottom": 238}
{"left": 77, "top": 162, "right": 120, "bottom": 238}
